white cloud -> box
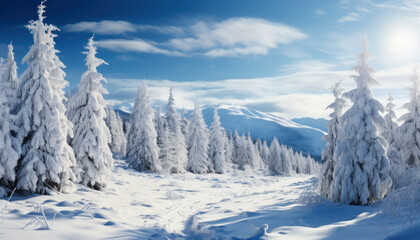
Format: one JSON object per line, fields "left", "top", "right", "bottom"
{"left": 103, "top": 60, "right": 417, "bottom": 119}
{"left": 167, "top": 18, "right": 306, "bottom": 57}
{"left": 338, "top": 12, "right": 360, "bottom": 23}
{"left": 97, "top": 39, "right": 185, "bottom": 56}
{"left": 64, "top": 20, "right": 185, "bottom": 35}
{"left": 64, "top": 18, "right": 305, "bottom": 57}
{"left": 64, "top": 20, "right": 138, "bottom": 35}
{"left": 315, "top": 9, "right": 326, "bottom": 17}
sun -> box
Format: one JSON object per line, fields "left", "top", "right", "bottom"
{"left": 385, "top": 26, "right": 419, "bottom": 60}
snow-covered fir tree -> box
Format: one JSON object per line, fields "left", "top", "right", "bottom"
{"left": 159, "top": 120, "right": 177, "bottom": 173}
{"left": 399, "top": 69, "right": 420, "bottom": 167}
{"left": 1, "top": 43, "right": 19, "bottom": 111}
{"left": 330, "top": 38, "right": 392, "bottom": 205}
{"left": 237, "top": 133, "right": 262, "bottom": 170}
{"left": 225, "top": 132, "right": 234, "bottom": 166}
{"left": 180, "top": 108, "right": 189, "bottom": 139}
{"left": 127, "top": 83, "right": 161, "bottom": 173}
{"left": 164, "top": 88, "right": 188, "bottom": 173}
{"left": 269, "top": 137, "right": 281, "bottom": 173}
{"left": 269, "top": 138, "right": 292, "bottom": 175}
{"left": 105, "top": 107, "right": 126, "bottom": 155}
{"left": 232, "top": 129, "right": 241, "bottom": 165}
{"left": 187, "top": 101, "right": 211, "bottom": 174}
{"left": 260, "top": 140, "right": 270, "bottom": 166}
{"left": 66, "top": 36, "right": 113, "bottom": 190}
{"left": 0, "top": 48, "right": 20, "bottom": 192}
{"left": 384, "top": 92, "right": 398, "bottom": 145}
{"left": 155, "top": 101, "right": 165, "bottom": 148}
{"left": 319, "top": 81, "right": 346, "bottom": 199}
{"left": 209, "top": 108, "right": 227, "bottom": 174}
{"left": 15, "top": 2, "right": 76, "bottom": 194}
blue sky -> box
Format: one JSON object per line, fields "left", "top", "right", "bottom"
{"left": 1, "top": 0, "right": 420, "bottom": 118}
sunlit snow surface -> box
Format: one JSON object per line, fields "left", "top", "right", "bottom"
{"left": 0, "top": 159, "right": 416, "bottom": 239}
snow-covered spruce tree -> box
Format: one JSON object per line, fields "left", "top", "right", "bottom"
{"left": 260, "top": 140, "right": 270, "bottom": 166}
{"left": 155, "top": 101, "right": 165, "bottom": 148}
{"left": 225, "top": 132, "right": 234, "bottom": 166}
{"left": 330, "top": 39, "right": 392, "bottom": 205}
{"left": 187, "top": 101, "right": 210, "bottom": 174}
{"left": 66, "top": 36, "right": 113, "bottom": 190}
{"left": 255, "top": 138, "right": 262, "bottom": 156}
{"left": 180, "top": 108, "right": 189, "bottom": 139}
{"left": 105, "top": 106, "right": 126, "bottom": 155}
{"left": 269, "top": 138, "right": 292, "bottom": 175}
{"left": 164, "top": 88, "right": 188, "bottom": 173}
{"left": 127, "top": 83, "right": 161, "bottom": 173}
{"left": 116, "top": 114, "right": 126, "bottom": 154}
{"left": 159, "top": 120, "right": 177, "bottom": 172}
{"left": 384, "top": 92, "right": 398, "bottom": 146}
{"left": 0, "top": 51, "right": 20, "bottom": 192}
{"left": 209, "top": 108, "right": 227, "bottom": 174}
{"left": 319, "top": 81, "right": 346, "bottom": 199}
{"left": 15, "top": 2, "right": 76, "bottom": 194}
{"left": 399, "top": 70, "right": 420, "bottom": 167}
{"left": 1, "top": 43, "right": 19, "bottom": 111}
{"left": 269, "top": 137, "right": 281, "bottom": 173}
{"left": 232, "top": 129, "right": 241, "bottom": 165}
{"left": 238, "top": 133, "right": 262, "bottom": 170}
{"left": 390, "top": 71, "right": 420, "bottom": 189}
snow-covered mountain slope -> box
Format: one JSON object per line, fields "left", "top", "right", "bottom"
{"left": 114, "top": 104, "right": 326, "bottom": 159}
{"left": 201, "top": 105, "right": 326, "bottom": 159}
{"left": 292, "top": 117, "right": 328, "bottom": 133}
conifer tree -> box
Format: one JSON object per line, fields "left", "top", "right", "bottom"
{"left": 399, "top": 70, "right": 420, "bottom": 167}
{"left": 0, "top": 44, "right": 20, "bottom": 192}
{"left": 105, "top": 107, "right": 126, "bottom": 155}
{"left": 127, "top": 83, "right": 161, "bottom": 173}
{"left": 67, "top": 36, "right": 113, "bottom": 190}
{"left": 164, "top": 89, "right": 187, "bottom": 173}
{"left": 155, "top": 101, "right": 165, "bottom": 148}
{"left": 187, "top": 101, "right": 211, "bottom": 173}
{"left": 330, "top": 38, "right": 392, "bottom": 205}
{"left": 16, "top": 2, "right": 76, "bottom": 194}
{"left": 260, "top": 140, "right": 270, "bottom": 166}
{"left": 209, "top": 108, "right": 227, "bottom": 173}
{"left": 1, "top": 43, "right": 19, "bottom": 111}
{"left": 319, "top": 81, "right": 346, "bottom": 199}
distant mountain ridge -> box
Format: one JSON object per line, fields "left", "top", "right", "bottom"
{"left": 113, "top": 103, "right": 326, "bottom": 159}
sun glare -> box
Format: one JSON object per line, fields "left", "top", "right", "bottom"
{"left": 385, "top": 26, "right": 419, "bottom": 60}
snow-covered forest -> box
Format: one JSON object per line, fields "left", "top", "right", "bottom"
{"left": 1, "top": 2, "right": 420, "bottom": 240}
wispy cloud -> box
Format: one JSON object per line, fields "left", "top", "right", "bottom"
{"left": 64, "top": 20, "right": 185, "bottom": 35}
{"left": 338, "top": 12, "right": 360, "bottom": 23}
{"left": 167, "top": 18, "right": 306, "bottom": 57}
{"left": 65, "top": 18, "right": 306, "bottom": 58}
{"left": 97, "top": 39, "right": 185, "bottom": 56}
{"left": 64, "top": 20, "right": 138, "bottom": 35}
{"left": 315, "top": 9, "right": 326, "bottom": 17}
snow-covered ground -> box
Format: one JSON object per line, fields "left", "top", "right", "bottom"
{"left": 0, "top": 159, "right": 416, "bottom": 239}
